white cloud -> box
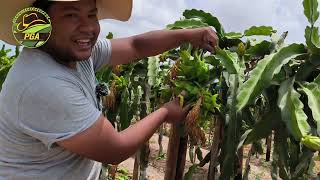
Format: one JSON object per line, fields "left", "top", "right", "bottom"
{"left": 99, "top": 0, "right": 310, "bottom": 44}
{"left": 99, "top": 0, "right": 187, "bottom": 38}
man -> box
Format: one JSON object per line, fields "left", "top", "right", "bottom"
{"left": 0, "top": 0, "right": 218, "bottom": 179}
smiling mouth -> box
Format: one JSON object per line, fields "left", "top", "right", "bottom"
{"left": 74, "top": 39, "right": 93, "bottom": 50}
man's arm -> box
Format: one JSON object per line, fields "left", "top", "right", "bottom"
{"left": 57, "top": 98, "right": 186, "bottom": 165}
{"left": 108, "top": 27, "right": 218, "bottom": 66}
{"left": 57, "top": 108, "right": 166, "bottom": 165}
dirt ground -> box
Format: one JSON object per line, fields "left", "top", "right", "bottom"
{"left": 113, "top": 133, "right": 318, "bottom": 180}
{"left": 100, "top": 120, "right": 319, "bottom": 180}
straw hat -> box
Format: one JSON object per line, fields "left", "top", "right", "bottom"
{"left": 0, "top": 0, "right": 133, "bottom": 45}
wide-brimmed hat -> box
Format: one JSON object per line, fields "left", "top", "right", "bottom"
{"left": 0, "top": 0, "right": 132, "bottom": 45}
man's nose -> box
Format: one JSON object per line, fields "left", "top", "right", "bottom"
{"left": 78, "top": 17, "right": 95, "bottom": 33}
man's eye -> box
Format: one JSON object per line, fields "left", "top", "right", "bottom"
{"left": 89, "top": 14, "right": 97, "bottom": 19}
{"left": 65, "top": 14, "right": 77, "bottom": 18}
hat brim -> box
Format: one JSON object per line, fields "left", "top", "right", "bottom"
{"left": 0, "top": 0, "right": 132, "bottom": 45}
{"left": 97, "top": 0, "right": 132, "bottom": 22}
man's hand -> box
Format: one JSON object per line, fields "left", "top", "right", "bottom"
{"left": 161, "top": 97, "right": 191, "bottom": 124}
{"left": 186, "top": 27, "right": 219, "bottom": 52}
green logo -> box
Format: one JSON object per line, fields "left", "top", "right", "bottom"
{"left": 12, "top": 7, "right": 52, "bottom": 48}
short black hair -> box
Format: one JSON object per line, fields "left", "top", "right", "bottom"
{"left": 32, "top": 0, "right": 55, "bottom": 13}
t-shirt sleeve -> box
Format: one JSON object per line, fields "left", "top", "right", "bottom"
{"left": 91, "top": 38, "right": 112, "bottom": 72}
{"left": 18, "top": 77, "right": 102, "bottom": 149}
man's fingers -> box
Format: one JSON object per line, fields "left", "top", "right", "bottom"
{"left": 182, "top": 104, "right": 192, "bottom": 113}
{"left": 173, "top": 97, "right": 180, "bottom": 103}
{"left": 209, "top": 36, "right": 218, "bottom": 47}
{"left": 203, "top": 44, "right": 214, "bottom": 53}
{"left": 207, "top": 28, "right": 219, "bottom": 46}
{"left": 203, "top": 33, "right": 218, "bottom": 52}
{"left": 180, "top": 90, "right": 188, "bottom": 97}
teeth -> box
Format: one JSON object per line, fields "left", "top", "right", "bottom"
{"left": 77, "top": 39, "right": 90, "bottom": 43}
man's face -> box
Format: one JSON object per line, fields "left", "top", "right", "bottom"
{"left": 45, "top": 0, "right": 100, "bottom": 62}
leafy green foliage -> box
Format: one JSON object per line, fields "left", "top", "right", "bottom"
{"left": 301, "top": 135, "right": 320, "bottom": 150}
{"left": 236, "top": 44, "right": 306, "bottom": 111}
{"left": 298, "top": 82, "right": 320, "bottom": 134}
{"left": 215, "top": 48, "right": 240, "bottom": 74}
{"left": 106, "top": 32, "right": 114, "bottom": 39}
{"left": 220, "top": 74, "right": 239, "bottom": 179}
{"left": 224, "top": 32, "right": 242, "bottom": 39}
{"left": 278, "top": 78, "right": 311, "bottom": 141}
{"left": 183, "top": 164, "right": 199, "bottom": 180}
{"left": 183, "top": 9, "right": 225, "bottom": 37}
{"left": 244, "top": 26, "right": 276, "bottom": 36}
{"left": 119, "top": 88, "right": 130, "bottom": 130}
{"left": 310, "top": 27, "right": 320, "bottom": 48}
{"left": 303, "top": 0, "right": 319, "bottom": 26}
{"left": 244, "top": 106, "right": 280, "bottom": 145}
{"left": 159, "top": 45, "right": 220, "bottom": 142}
{"left": 161, "top": 4, "right": 320, "bottom": 178}
{"left": 167, "top": 19, "right": 208, "bottom": 30}
{"left": 0, "top": 45, "right": 19, "bottom": 91}
{"left": 245, "top": 40, "right": 273, "bottom": 58}
{"left": 305, "top": 26, "right": 320, "bottom": 54}
{"left": 147, "top": 56, "right": 160, "bottom": 87}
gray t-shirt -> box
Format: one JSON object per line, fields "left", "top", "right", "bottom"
{"left": 0, "top": 38, "right": 112, "bottom": 180}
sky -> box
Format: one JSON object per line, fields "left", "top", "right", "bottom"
{"left": 0, "top": 0, "right": 314, "bottom": 51}
{"left": 98, "top": 0, "right": 310, "bottom": 44}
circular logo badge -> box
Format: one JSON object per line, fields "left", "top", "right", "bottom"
{"left": 12, "top": 7, "right": 52, "bottom": 48}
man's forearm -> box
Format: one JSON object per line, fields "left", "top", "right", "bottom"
{"left": 113, "top": 107, "right": 168, "bottom": 163}
{"left": 131, "top": 29, "right": 191, "bottom": 60}
{"left": 109, "top": 27, "right": 217, "bottom": 66}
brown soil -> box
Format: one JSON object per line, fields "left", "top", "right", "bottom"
{"left": 115, "top": 135, "right": 273, "bottom": 179}
{"left": 110, "top": 131, "right": 320, "bottom": 179}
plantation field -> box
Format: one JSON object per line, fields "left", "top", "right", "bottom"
{"left": 106, "top": 132, "right": 320, "bottom": 179}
